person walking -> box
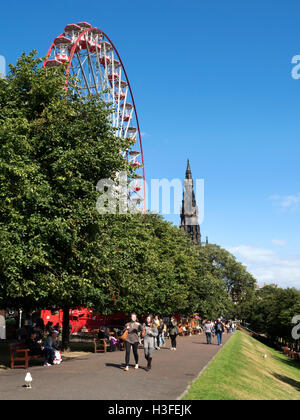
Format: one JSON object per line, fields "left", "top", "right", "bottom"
{"left": 0, "top": 310, "right": 6, "bottom": 340}
{"left": 143, "top": 315, "right": 158, "bottom": 372}
{"left": 153, "top": 315, "right": 161, "bottom": 350}
{"left": 203, "top": 320, "right": 213, "bottom": 344}
{"left": 160, "top": 318, "right": 166, "bottom": 347}
{"left": 168, "top": 316, "right": 178, "bottom": 351}
{"left": 123, "top": 313, "right": 142, "bottom": 372}
{"left": 214, "top": 318, "right": 225, "bottom": 346}
{"left": 231, "top": 321, "right": 235, "bottom": 333}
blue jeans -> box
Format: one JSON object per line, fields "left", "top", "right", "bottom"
{"left": 155, "top": 334, "right": 160, "bottom": 348}
{"left": 160, "top": 332, "right": 166, "bottom": 346}
{"left": 205, "top": 332, "right": 212, "bottom": 344}
{"left": 216, "top": 332, "right": 223, "bottom": 345}
{"left": 44, "top": 346, "right": 55, "bottom": 364}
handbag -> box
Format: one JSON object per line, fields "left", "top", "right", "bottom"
{"left": 141, "top": 328, "right": 146, "bottom": 338}
{"left": 53, "top": 350, "right": 62, "bottom": 365}
{"left": 120, "top": 328, "right": 128, "bottom": 341}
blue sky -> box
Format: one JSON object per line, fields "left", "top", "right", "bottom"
{"left": 1, "top": 0, "right": 300, "bottom": 288}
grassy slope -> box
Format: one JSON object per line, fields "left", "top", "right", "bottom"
{"left": 182, "top": 330, "right": 300, "bottom": 400}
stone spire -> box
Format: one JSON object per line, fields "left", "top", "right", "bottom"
{"left": 185, "top": 159, "right": 192, "bottom": 179}
{"left": 180, "top": 160, "right": 201, "bottom": 245}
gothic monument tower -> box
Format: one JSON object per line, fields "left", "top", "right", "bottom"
{"left": 180, "top": 160, "right": 201, "bottom": 245}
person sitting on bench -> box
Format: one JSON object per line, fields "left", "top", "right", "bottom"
{"left": 43, "top": 330, "right": 60, "bottom": 366}
{"left": 26, "top": 331, "right": 44, "bottom": 357}
{"left": 98, "top": 327, "right": 109, "bottom": 340}
{"left": 26, "top": 330, "right": 54, "bottom": 366}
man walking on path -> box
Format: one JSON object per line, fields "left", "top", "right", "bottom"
{"left": 203, "top": 320, "right": 213, "bottom": 344}
{"left": 214, "top": 318, "right": 225, "bottom": 346}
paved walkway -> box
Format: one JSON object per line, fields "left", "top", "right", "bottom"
{"left": 0, "top": 333, "right": 232, "bottom": 400}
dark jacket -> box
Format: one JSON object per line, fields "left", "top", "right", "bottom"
{"left": 26, "top": 337, "right": 44, "bottom": 356}
{"left": 168, "top": 320, "right": 178, "bottom": 336}
{"left": 214, "top": 322, "right": 224, "bottom": 334}
{"left": 98, "top": 329, "right": 109, "bottom": 340}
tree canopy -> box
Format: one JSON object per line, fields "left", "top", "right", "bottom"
{"left": 246, "top": 285, "right": 300, "bottom": 344}
{"left": 0, "top": 52, "right": 261, "bottom": 349}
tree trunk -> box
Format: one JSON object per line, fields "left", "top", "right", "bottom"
{"left": 62, "top": 306, "right": 70, "bottom": 351}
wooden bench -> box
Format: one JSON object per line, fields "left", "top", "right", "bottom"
{"left": 9, "top": 342, "right": 43, "bottom": 369}
{"left": 94, "top": 338, "right": 111, "bottom": 353}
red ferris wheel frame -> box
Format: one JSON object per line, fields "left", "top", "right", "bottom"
{"left": 44, "top": 25, "right": 146, "bottom": 212}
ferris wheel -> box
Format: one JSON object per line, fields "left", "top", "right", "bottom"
{"left": 44, "top": 21, "right": 145, "bottom": 212}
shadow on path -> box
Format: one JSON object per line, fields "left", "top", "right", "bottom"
{"left": 105, "top": 362, "right": 148, "bottom": 372}
{"left": 105, "top": 362, "right": 125, "bottom": 370}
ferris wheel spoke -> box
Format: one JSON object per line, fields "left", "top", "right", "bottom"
{"left": 102, "top": 43, "right": 112, "bottom": 106}
{"left": 69, "top": 62, "right": 83, "bottom": 95}
{"left": 111, "top": 50, "right": 116, "bottom": 127}
{"left": 95, "top": 46, "right": 105, "bottom": 101}
{"left": 70, "top": 71, "right": 81, "bottom": 96}
{"left": 71, "top": 63, "right": 81, "bottom": 79}
{"left": 118, "top": 86, "right": 128, "bottom": 138}
{"left": 76, "top": 52, "right": 91, "bottom": 95}
{"left": 123, "top": 108, "right": 134, "bottom": 139}
{"left": 115, "top": 68, "right": 122, "bottom": 132}
{"left": 86, "top": 43, "right": 99, "bottom": 95}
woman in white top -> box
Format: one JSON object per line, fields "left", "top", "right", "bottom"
{"left": 203, "top": 320, "right": 213, "bottom": 344}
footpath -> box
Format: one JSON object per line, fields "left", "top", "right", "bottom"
{"left": 0, "top": 333, "right": 232, "bottom": 400}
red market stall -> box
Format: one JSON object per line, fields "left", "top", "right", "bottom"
{"left": 41, "top": 308, "right": 127, "bottom": 333}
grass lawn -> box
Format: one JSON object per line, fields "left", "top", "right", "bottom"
{"left": 182, "top": 329, "right": 300, "bottom": 400}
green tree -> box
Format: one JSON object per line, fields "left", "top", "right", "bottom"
{"left": 247, "top": 285, "right": 300, "bottom": 347}
{"left": 92, "top": 213, "right": 194, "bottom": 316}
{"left": 185, "top": 244, "right": 234, "bottom": 320}
{"left": 196, "top": 244, "right": 256, "bottom": 320}
{"left": 0, "top": 52, "right": 131, "bottom": 348}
